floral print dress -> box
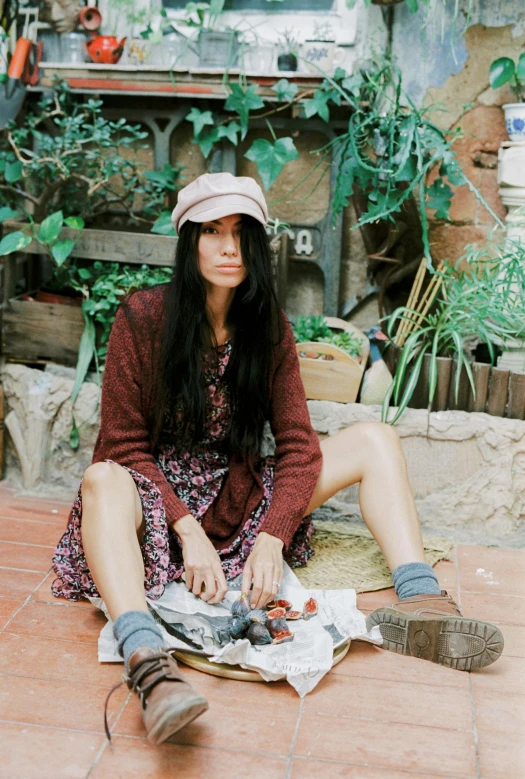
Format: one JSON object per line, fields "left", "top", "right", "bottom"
{"left": 52, "top": 341, "right": 314, "bottom": 602}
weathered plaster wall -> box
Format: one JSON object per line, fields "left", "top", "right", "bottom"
{"left": 391, "top": 0, "right": 525, "bottom": 265}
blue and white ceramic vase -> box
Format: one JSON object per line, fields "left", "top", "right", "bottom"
{"left": 503, "top": 103, "right": 525, "bottom": 142}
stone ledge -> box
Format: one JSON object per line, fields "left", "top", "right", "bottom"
{"left": 309, "top": 401, "right": 525, "bottom": 549}
{"left": 1, "top": 364, "right": 523, "bottom": 548}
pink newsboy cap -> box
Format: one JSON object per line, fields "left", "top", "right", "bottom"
{"left": 171, "top": 172, "right": 268, "bottom": 233}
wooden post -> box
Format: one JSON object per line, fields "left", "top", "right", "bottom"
{"left": 3, "top": 253, "right": 18, "bottom": 304}
{"left": 487, "top": 368, "right": 510, "bottom": 417}
{"left": 467, "top": 362, "right": 491, "bottom": 413}
{"left": 507, "top": 372, "right": 525, "bottom": 420}
{"left": 434, "top": 356, "right": 452, "bottom": 411}
{"left": 410, "top": 353, "right": 431, "bottom": 409}
{"left": 448, "top": 359, "right": 470, "bottom": 411}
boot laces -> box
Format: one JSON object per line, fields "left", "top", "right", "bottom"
{"left": 103, "top": 651, "right": 182, "bottom": 742}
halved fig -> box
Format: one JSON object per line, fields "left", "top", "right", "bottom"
{"left": 303, "top": 597, "right": 318, "bottom": 620}
{"left": 285, "top": 610, "right": 303, "bottom": 620}
{"left": 266, "top": 598, "right": 292, "bottom": 611}
{"left": 271, "top": 630, "right": 294, "bottom": 644}
{"left": 267, "top": 607, "right": 287, "bottom": 620}
{"left": 246, "top": 623, "right": 272, "bottom": 645}
{"left": 231, "top": 593, "right": 251, "bottom": 618}
{"left": 267, "top": 617, "right": 288, "bottom": 637}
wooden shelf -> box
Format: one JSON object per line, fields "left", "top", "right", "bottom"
{"left": 32, "top": 63, "right": 323, "bottom": 99}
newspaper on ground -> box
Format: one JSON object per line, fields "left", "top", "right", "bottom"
{"left": 92, "top": 563, "right": 382, "bottom": 697}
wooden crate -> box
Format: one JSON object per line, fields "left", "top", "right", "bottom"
{"left": 2, "top": 297, "right": 85, "bottom": 365}
{"left": 0, "top": 224, "right": 175, "bottom": 365}
{"left": 296, "top": 317, "right": 370, "bottom": 404}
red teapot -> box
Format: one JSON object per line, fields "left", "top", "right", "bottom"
{"left": 79, "top": 6, "right": 126, "bottom": 65}
{"left": 85, "top": 35, "right": 126, "bottom": 64}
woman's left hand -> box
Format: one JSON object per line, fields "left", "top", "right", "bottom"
{"left": 241, "top": 531, "right": 284, "bottom": 609}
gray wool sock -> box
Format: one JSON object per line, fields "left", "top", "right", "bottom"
{"left": 392, "top": 562, "right": 441, "bottom": 600}
{"left": 113, "top": 610, "right": 164, "bottom": 669}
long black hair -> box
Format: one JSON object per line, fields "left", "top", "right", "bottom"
{"left": 153, "top": 214, "right": 282, "bottom": 455}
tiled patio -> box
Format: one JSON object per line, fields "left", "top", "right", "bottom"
{"left": 0, "top": 481, "right": 523, "bottom": 779}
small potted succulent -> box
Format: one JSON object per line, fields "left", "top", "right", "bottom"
{"left": 276, "top": 29, "right": 299, "bottom": 72}
{"left": 489, "top": 53, "right": 525, "bottom": 142}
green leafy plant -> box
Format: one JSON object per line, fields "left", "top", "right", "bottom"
{"left": 180, "top": 1, "right": 227, "bottom": 32}
{"left": 0, "top": 80, "right": 183, "bottom": 226}
{"left": 291, "top": 315, "right": 363, "bottom": 359}
{"left": 381, "top": 236, "right": 525, "bottom": 424}
{"left": 63, "top": 261, "right": 173, "bottom": 363}
{"left": 0, "top": 207, "right": 83, "bottom": 266}
{"left": 310, "top": 21, "right": 334, "bottom": 42}
{"left": 302, "top": 61, "right": 503, "bottom": 263}
{"left": 292, "top": 315, "right": 333, "bottom": 343}
{"left": 489, "top": 54, "right": 525, "bottom": 102}
{"left": 52, "top": 261, "right": 172, "bottom": 447}
{"left": 319, "top": 330, "right": 363, "bottom": 359}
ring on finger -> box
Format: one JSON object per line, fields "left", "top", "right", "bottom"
{"left": 272, "top": 580, "right": 281, "bottom": 590}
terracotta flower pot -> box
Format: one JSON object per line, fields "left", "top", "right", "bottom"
{"left": 35, "top": 289, "right": 83, "bottom": 307}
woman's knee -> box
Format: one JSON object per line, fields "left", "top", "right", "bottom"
{"left": 352, "top": 421, "right": 403, "bottom": 454}
{"left": 81, "top": 461, "right": 130, "bottom": 499}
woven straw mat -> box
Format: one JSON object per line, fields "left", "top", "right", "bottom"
{"left": 295, "top": 521, "right": 454, "bottom": 593}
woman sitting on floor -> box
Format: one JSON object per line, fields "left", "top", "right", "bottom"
{"left": 51, "top": 172, "right": 504, "bottom": 745}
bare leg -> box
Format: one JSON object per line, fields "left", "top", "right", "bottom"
{"left": 81, "top": 461, "right": 147, "bottom": 621}
{"left": 305, "top": 422, "right": 426, "bottom": 570}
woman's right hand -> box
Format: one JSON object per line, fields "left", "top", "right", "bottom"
{"left": 173, "top": 514, "right": 228, "bottom": 605}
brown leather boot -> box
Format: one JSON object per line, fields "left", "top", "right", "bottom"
{"left": 125, "top": 648, "right": 208, "bottom": 744}
{"left": 366, "top": 591, "right": 504, "bottom": 671}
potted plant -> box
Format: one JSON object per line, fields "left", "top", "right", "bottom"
{"left": 303, "top": 21, "right": 344, "bottom": 75}
{"left": 489, "top": 53, "right": 525, "bottom": 142}
{"left": 121, "top": 5, "right": 173, "bottom": 66}
{"left": 276, "top": 29, "right": 299, "bottom": 73}
{"left": 292, "top": 315, "right": 370, "bottom": 403}
{"left": 178, "top": 0, "right": 240, "bottom": 69}
{"left": 381, "top": 235, "right": 525, "bottom": 423}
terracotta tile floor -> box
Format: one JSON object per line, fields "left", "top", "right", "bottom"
{"left": 0, "top": 482, "right": 523, "bottom": 779}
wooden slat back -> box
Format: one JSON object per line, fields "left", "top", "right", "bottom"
{"left": 487, "top": 368, "right": 510, "bottom": 417}
{"left": 2, "top": 221, "right": 176, "bottom": 267}
{"left": 507, "top": 372, "right": 525, "bottom": 420}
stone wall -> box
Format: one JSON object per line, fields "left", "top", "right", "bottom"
{"left": 310, "top": 402, "right": 525, "bottom": 549}
{"left": 2, "top": 362, "right": 524, "bottom": 548}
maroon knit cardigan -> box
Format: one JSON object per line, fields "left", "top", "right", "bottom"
{"left": 91, "top": 285, "right": 323, "bottom": 550}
